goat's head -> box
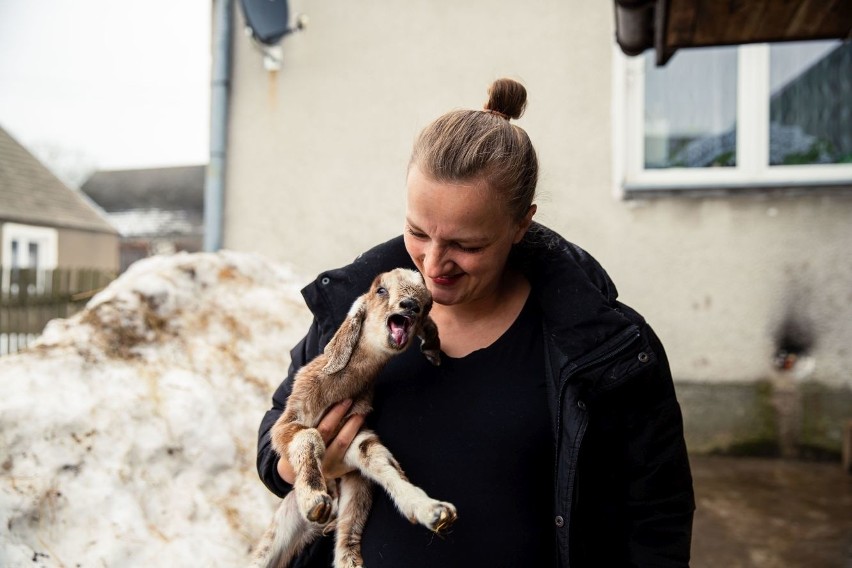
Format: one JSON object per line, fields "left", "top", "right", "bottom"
{"left": 322, "top": 269, "right": 441, "bottom": 373}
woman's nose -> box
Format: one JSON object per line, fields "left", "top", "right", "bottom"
{"left": 422, "top": 243, "right": 448, "bottom": 276}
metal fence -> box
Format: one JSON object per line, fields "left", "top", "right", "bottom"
{"left": 0, "top": 266, "right": 116, "bottom": 356}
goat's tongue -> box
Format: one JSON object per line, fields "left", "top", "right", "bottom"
{"left": 389, "top": 319, "right": 409, "bottom": 347}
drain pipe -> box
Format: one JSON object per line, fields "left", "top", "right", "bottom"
{"left": 204, "top": 0, "right": 233, "bottom": 252}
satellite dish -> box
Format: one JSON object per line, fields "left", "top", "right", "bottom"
{"left": 240, "top": 0, "right": 292, "bottom": 45}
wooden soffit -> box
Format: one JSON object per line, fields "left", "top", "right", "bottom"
{"left": 615, "top": 0, "right": 852, "bottom": 66}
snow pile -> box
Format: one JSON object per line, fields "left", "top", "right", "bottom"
{"left": 0, "top": 251, "right": 314, "bottom": 567}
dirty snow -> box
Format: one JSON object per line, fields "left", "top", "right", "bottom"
{"left": 0, "top": 251, "right": 314, "bottom": 567}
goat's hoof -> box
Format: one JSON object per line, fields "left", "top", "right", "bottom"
{"left": 321, "top": 518, "right": 338, "bottom": 536}
{"left": 423, "top": 349, "right": 441, "bottom": 366}
{"left": 423, "top": 502, "right": 457, "bottom": 534}
{"left": 306, "top": 493, "right": 333, "bottom": 524}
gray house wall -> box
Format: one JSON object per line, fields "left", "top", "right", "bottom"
{"left": 57, "top": 227, "right": 120, "bottom": 271}
{"left": 221, "top": 0, "right": 852, "bottom": 456}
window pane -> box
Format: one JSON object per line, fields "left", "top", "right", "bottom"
{"left": 28, "top": 242, "right": 39, "bottom": 269}
{"left": 11, "top": 239, "right": 19, "bottom": 268}
{"left": 644, "top": 47, "right": 738, "bottom": 169}
{"left": 769, "top": 41, "right": 851, "bottom": 166}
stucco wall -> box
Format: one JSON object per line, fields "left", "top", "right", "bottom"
{"left": 223, "top": 1, "right": 852, "bottom": 454}
{"left": 225, "top": 0, "right": 613, "bottom": 275}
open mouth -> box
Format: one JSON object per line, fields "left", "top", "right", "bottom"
{"left": 387, "top": 314, "right": 413, "bottom": 348}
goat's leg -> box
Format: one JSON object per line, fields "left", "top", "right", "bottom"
{"left": 289, "top": 427, "right": 334, "bottom": 524}
{"left": 333, "top": 473, "right": 373, "bottom": 568}
{"left": 249, "top": 492, "right": 323, "bottom": 568}
{"left": 343, "top": 430, "right": 457, "bottom": 534}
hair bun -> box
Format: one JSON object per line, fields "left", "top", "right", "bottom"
{"left": 483, "top": 78, "right": 527, "bottom": 120}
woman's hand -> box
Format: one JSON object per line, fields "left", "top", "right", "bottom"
{"left": 276, "top": 399, "right": 366, "bottom": 484}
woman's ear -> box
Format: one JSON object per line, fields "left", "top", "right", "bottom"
{"left": 513, "top": 204, "right": 537, "bottom": 244}
{"left": 322, "top": 296, "right": 367, "bottom": 373}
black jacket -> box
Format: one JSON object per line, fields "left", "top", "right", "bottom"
{"left": 257, "top": 223, "right": 695, "bottom": 567}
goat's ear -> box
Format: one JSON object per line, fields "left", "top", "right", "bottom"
{"left": 322, "top": 296, "right": 367, "bottom": 373}
{"left": 419, "top": 315, "right": 441, "bottom": 366}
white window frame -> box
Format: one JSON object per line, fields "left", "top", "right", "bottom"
{"left": 614, "top": 43, "right": 852, "bottom": 195}
{"left": 1, "top": 223, "right": 58, "bottom": 293}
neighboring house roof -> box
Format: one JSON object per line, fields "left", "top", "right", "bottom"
{"left": 81, "top": 165, "right": 205, "bottom": 213}
{"left": 108, "top": 209, "right": 199, "bottom": 239}
{"left": 80, "top": 165, "right": 205, "bottom": 240}
{"left": 0, "top": 126, "right": 117, "bottom": 234}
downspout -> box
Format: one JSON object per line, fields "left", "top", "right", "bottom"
{"left": 204, "top": 0, "right": 233, "bottom": 252}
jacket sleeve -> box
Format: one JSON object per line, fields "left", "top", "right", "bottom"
{"left": 622, "top": 327, "right": 695, "bottom": 566}
{"left": 256, "top": 319, "right": 323, "bottom": 498}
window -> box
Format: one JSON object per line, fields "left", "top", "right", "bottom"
{"left": 617, "top": 40, "right": 852, "bottom": 192}
{"left": 1, "top": 223, "right": 58, "bottom": 293}
{"left": 643, "top": 46, "right": 738, "bottom": 170}
{"left": 769, "top": 42, "right": 850, "bottom": 166}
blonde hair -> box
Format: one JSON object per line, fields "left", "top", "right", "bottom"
{"left": 409, "top": 78, "right": 538, "bottom": 221}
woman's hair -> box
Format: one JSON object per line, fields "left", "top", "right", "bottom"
{"left": 409, "top": 78, "right": 538, "bottom": 221}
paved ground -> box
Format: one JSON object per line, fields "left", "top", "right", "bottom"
{"left": 690, "top": 455, "right": 852, "bottom": 567}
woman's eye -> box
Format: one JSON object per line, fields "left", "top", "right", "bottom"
{"left": 376, "top": 287, "right": 388, "bottom": 296}
{"left": 457, "top": 244, "right": 483, "bottom": 253}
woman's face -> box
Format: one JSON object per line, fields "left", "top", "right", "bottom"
{"left": 404, "top": 164, "right": 534, "bottom": 308}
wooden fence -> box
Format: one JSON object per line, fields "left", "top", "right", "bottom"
{"left": 0, "top": 267, "right": 116, "bottom": 356}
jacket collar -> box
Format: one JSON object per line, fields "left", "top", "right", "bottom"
{"left": 301, "top": 223, "right": 637, "bottom": 365}
{"left": 511, "top": 224, "right": 638, "bottom": 369}
{"left": 301, "top": 235, "right": 415, "bottom": 345}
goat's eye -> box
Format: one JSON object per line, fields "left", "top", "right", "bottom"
{"left": 376, "top": 287, "right": 387, "bottom": 296}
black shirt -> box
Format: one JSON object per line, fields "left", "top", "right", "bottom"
{"left": 361, "top": 296, "right": 557, "bottom": 567}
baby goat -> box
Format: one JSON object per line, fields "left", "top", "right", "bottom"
{"left": 251, "top": 268, "right": 457, "bottom": 568}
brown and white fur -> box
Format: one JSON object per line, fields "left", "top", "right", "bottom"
{"left": 250, "top": 268, "right": 457, "bottom": 568}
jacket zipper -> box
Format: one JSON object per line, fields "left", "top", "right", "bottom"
{"left": 552, "top": 324, "right": 641, "bottom": 564}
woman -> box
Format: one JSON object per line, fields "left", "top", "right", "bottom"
{"left": 257, "top": 79, "right": 695, "bottom": 567}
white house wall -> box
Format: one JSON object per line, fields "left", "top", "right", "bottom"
{"left": 223, "top": 0, "right": 852, "bottom": 455}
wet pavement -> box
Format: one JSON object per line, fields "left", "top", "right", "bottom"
{"left": 690, "top": 455, "right": 852, "bottom": 567}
